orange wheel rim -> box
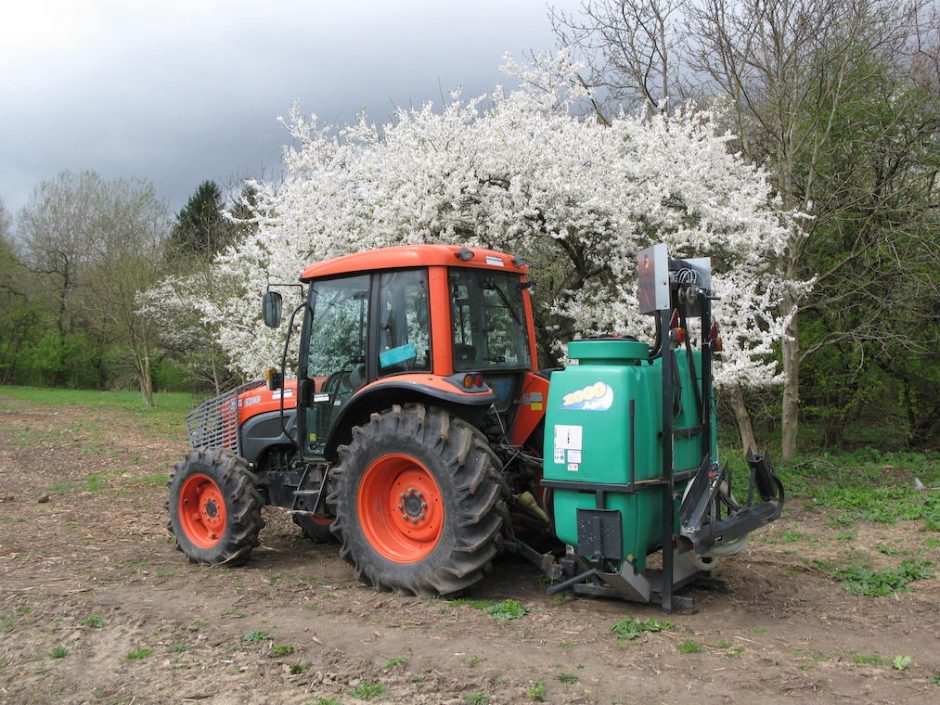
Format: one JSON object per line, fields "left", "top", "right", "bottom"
{"left": 357, "top": 453, "right": 444, "bottom": 563}
{"left": 178, "top": 474, "right": 226, "bottom": 549}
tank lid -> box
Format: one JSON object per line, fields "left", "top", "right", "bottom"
{"left": 567, "top": 339, "right": 650, "bottom": 362}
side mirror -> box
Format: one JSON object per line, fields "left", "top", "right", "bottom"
{"left": 262, "top": 291, "right": 282, "bottom": 328}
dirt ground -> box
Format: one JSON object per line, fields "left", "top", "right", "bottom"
{"left": 0, "top": 396, "right": 938, "bottom": 705}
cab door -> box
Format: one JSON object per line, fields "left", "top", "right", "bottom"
{"left": 302, "top": 274, "right": 371, "bottom": 455}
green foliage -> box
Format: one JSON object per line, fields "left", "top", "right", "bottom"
{"left": 529, "top": 682, "right": 546, "bottom": 702}
{"left": 383, "top": 657, "right": 406, "bottom": 669}
{"left": 50, "top": 646, "right": 68, "bottom": 659}
{"left": 611, "top": 616, "right": 673, "bottom": 643}
{"left": 556, "top": 673, "right": 578, "bottom": 683}
{"left": 852, "top": 654, "right": 887, "bottom": 665}
{"left": 350, "top": 680, "right": 384, "bottom": 699}
{"left": 125, "top": 647, "right": 153, "bottom": 660}
{"left": 311, "top": 698, "right": 342, "bottom": 705}
{"left": 463, "top": 693, "right": 489, "bottom": 705}
{"left": 818, "top": 559, "right": 934, "bottom": 596}
{"left": 892, "top": 655, "right": 912, "bottom": 671}
{"left": 453, "top": 598, "right": 527, "bottom": 622}
{"left": 242, "top": 629, "right": 270, "bottom": 644}
{"left": 80, "top": 614, "right": 104, "bottom": 628}
{"left": 290, "top": 662, "right": 312, "bottom": 674}
{"left": 678, "top": 639, "right": 702, "bottom": 654}
{"left": 270, "top": 644, "right": 294, "bottom": 656}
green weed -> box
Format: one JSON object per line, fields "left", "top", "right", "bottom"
{"left": 126, "top": 648, "right": 153, "bottom": 660}
{"left": 350, "top": 680, "right": 384, "bottom": 699}
{"left": 243, "top": 629, "right": 270, "bottom": 643}
{"left": 80, "top": 614, "right": 104, "bottom": 628}
{"left": 290, "top": 662, "right": 312, "bottom": 674}
{"left": 311, "top": 698, "right": 342, "bottom": 705}
{"left": 529, "top": 682, "right": 546, "bottom": 702}
{"left": 50, "top": 646, "right": 68, "bottom": 659}
{"left": 611, "top": 616, "right": 673, "bottom": 643}
{"left": 463, "top": 693, "right": 489, "bottom": 705}
{"left": 168, "top": 644, "right": 188, "bottom": 653}
{"left": 818, "top": 559, "right": 934, "bottom": 596}
{"left": 270, "top": 644, "right": 294, "bottom": 656}
{"left": 679, "top": 639, "right": 702, "bottom": 654}
{"left": 453, "top": 598, "right": 527, "bottom": 622}
{"left": 556, "top": 673, "right": 578, "bottom": 683}
{"left": 852, "top": 654, "right": 887, "bottom": 665}
{"left": 466, "top": 655, "right": 480, "bottom": 667}
{"left": 892, "top": 655, "right": 912, "bottom": 671}
{"left": 384, "top": 657, "right": 406, "bottom": 669}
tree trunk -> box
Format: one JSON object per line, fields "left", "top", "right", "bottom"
{"left": 728, "top": 385, "right": 758, "bottom": 454}
{"left": 781, "top": 301, "right": 800, "bottom": 460}
{"left": 136, "top": 347, "right": 155, "bottom": 408}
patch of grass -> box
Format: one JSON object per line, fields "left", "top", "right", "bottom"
{"left": 80, "top": 614, "right": 104, "bottom": 628}
{"left": 84, "top": 473, "right": 107, "bottom": 492}
{"left": 559, "top": 640, "right": 573, "bottom": 649}
{"left": 679, "top": 639, "right": 703, "bottom": 654}
{"left": 126, "top": 647, "right": 153, "bottom": 660}
{"left": 835, "top": 530, "right": 856, "bottom": 541}
{"left": 751, "top": 625, "right": 767, "bottom": 634}
{"left": 774, "top": 450, "right": 940, "bottom": 529}
{"left": 466, "top": 655, "right": 480, "bottom": 667}
{"left": 384, "top": 656, "right": 406, "bottom": 669}
{"left": 50, "top": 646, "right": 68, "bottom": 659}
{"left": 168, "top": 644, "right": 188, "bottom": 653}
{"left": 611, "top": 616, "right": 673, "bottom": 643}
{"left": 725, "top": 646, "right": 744, "bottom": 658}
{"left": 875, "top": 544, "right": 903, "bottom": 556}
{"left": 290, "top": 662, "right": 312, "bottom": 674}
{"left": 556, "top": 673, "right": 578, "bottom": 684}
{"left": 463, "top": 693, "right": 489, "bottom": 705}
{"left": 818, "top": 559, "right": 934, "bottom": 596}
{"left": 311, "top": 698, "right": 342, "bottom": 705}
{"left": 892, "top": 655, "right": 912, "bottom": 671}
{"left": 453, "top": 598, "right": 527, "bottom": 622}
{"left": 923, "top": 537, "right": 940, "bottom": 550}
{"left": 243, "top": 629, "right": 270, "bottom": 643}
{"left": 930, "top": 671, "right": 940, "bottom": 686}
{"left": 270, "top": 644, "right": 294, "bottom": 657}
{"left": 852, "top": 654, "right": 887, "bottom": 665}
{"left": 350, "top": 680, "right": 384, "bottom": 700}
{"left": 529, "top": 682, "right": 546, "bottom": 702}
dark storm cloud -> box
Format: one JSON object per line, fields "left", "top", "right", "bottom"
{"left": 0, "top": 1, "right": 570, "bottom": 216}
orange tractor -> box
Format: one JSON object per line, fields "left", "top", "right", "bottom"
{"left": 169, "top": 244, "right": 783, "bottom": 611}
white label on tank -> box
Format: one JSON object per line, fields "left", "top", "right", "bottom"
{"left": 567, "top": 463, "right": 579, "bottom": 472}
{"left": 553, "top": 448, "right": 565, "bottom": 464}
{"left": 554, "top": 424, "right": 583, "bottom": 451}
{"left": 567, "top": 449, "right": 582, "bottom": 464}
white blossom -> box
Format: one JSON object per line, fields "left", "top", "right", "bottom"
{"left": 147, "top": 52, "right": 805, "bottom": 388}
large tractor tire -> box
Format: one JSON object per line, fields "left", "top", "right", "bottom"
{"left": 168, "top": 448, "right": 265, "bottom": 565}
{"left": 329, "top": 404, "right": 505, "bottom": 597}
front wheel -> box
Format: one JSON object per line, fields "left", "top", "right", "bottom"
{"left": 168, "top": 448, "right": 265, "bottom": 565}
{"left": 329, "top": 404, "right": 505, "bottom": 596}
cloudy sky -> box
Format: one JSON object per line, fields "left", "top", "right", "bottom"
{"left": 0, "top": 0, "right": 573, "bottom": 217}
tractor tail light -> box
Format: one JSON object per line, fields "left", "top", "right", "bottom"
{"left": 473, "top": 374, "right": 484, "bottom": 387}
{"left": 463, "top": 374, "right": 474, "bottom": 389}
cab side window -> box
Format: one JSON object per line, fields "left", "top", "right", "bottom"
{"left": 377, "top": 269, "right": 431, "bottom": 375}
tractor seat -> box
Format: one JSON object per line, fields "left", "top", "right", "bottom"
{"left": 455, "top": 344, "right": 476, "bottom": 364}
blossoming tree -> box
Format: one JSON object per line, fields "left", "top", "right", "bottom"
{"left": 143, "top": 51, "right": 801, "bottom": 450}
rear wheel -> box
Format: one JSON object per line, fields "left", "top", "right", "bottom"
{"left": 168, "top": 448, "right": 264, "bottom": 565}
{"left": 329, "top": 404, "right": 505, "bottom": 596}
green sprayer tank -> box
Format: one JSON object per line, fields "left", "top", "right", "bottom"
{"left": 543, "top": 339, "right": 717, "bottom": 571}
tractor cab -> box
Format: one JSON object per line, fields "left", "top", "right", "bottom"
{"left": 278, "top": 245, "right": 541, "bottom": 459}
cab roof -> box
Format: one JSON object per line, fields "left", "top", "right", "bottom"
{"left": 300, "top": 244, "right": 527, "bottom": 282}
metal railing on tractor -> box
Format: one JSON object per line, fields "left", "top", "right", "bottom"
{"left": 184, "top": 381, "right": 266, "bottom": 456}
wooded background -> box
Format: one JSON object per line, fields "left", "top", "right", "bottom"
{"left": 1, "top": 0, "right": 937, "bottom": 458}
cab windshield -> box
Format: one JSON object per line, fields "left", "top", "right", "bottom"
{"left": 449, "top": 268, "right": 531, "bottom": 371}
